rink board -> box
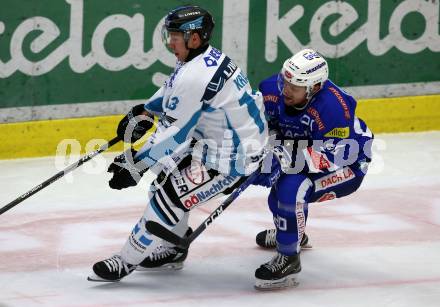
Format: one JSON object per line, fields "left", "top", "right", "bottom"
{"left": 0, "top": 94, "right": 439, "bottom": 159}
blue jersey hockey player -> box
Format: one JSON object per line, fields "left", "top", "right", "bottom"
{"left": 252, "top": 49, "right": 373, "bottom": 290}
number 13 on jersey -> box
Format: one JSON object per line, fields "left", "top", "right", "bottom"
{"left": 167, "top": 96, "right": 179, "bottom": 110}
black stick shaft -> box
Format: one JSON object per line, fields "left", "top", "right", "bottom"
{"left": 0, "top": 137, "right": 120, "bottom": 216}
{"left": 187, "top": 172, "right": 258, "bottom": 245}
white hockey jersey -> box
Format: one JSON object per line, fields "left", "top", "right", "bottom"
{"left": 135, "top": 46, "right": 268, "bottom": 176}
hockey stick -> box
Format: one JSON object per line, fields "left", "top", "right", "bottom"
{"left": 145, "top": 170, "right": 260, "bottom": 249}
{"left": 0, "top": 136, "right": 120, "bottom": 216}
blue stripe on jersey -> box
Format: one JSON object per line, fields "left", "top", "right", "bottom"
{"left": 202, "top": 102, "right": 216, "bottom": 112}
{"left": 136, "top": 110, "right": 202, "bottom": 166}
{"left": 145, "top": 97, "right": 163, "bottom": 112}
{"left": 173, "top": 110, "right": 201, "bottom": 144}
{"left": 225, "top": 113, "right": 246, "bottom": 176}
{"left": 239, "top": 92, "right": 265, "bottom": 133}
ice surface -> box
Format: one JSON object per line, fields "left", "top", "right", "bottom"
{"left": 1, "top": 132, "right": 440, "bottom": 306}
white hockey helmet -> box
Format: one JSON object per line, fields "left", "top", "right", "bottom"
{"left": 280, "top": 48, "right": 329, "bottom": 100}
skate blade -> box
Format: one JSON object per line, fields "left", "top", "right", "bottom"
{"left": 301, "top": 243, "right": 313, "bottom": 250}
{"left": 254, "top": 275, "right": 299, "bottom": 291}
{"left": 87, "top": 273, "right": 120, "bottom": 282}
{"left": 259, "top": 245, "right": 312, "bottom": 250}
{"left": 136, "top": 262, "right": 184, "bottom": 272}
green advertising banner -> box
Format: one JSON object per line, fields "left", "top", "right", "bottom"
{"left": 1, "top": 0, "right": 439, "bottom": 121}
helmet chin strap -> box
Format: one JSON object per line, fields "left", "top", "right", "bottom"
{"left": 293, "top": 83, "right": 321, "bottom": 110}
{"left": 293, "top": 99, "right": 310, "bottom": 111}
{"left": 305, "top": 86, "right": 315, "bottom": 101}
{"left": 305, "top": 83, "right": 323, "bottom": 101}
{"left": 183, "top": 31, "right": 209, "bottom": 62}
{"left": 183, "top": 31, "right": 191, "bottom": 49}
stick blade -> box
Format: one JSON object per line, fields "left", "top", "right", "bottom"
{"left": 145, "top": 221, "right": 189, "bottom": 249}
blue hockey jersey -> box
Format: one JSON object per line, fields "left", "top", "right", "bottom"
{"left": 259, "top": 74, "right": 373, "bottom": 173}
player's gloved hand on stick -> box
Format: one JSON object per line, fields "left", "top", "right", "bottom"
{"left": 117, "top": 104, "right": 154, "bottom": 143}
{"left": 108, "top": 149, "right": 148, "bottom": 190}
{"left": 253, "top": 145, "right": 292, "bottom": 188}
{"left": 253, "top": 157, "right": 282, "bottom": 188}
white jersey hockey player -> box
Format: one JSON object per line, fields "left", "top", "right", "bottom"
{"left": 88, "top": 5, "right": 268, "bottom": 282}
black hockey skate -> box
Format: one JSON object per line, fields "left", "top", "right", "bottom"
{"left": 137, "top": 227, "right": 192, "bottom": 271}
{"left": 256, "top": 229, "right": 312, "bottom": 249}
{"left": 88, "top": 255, "right": 136, "bottom": 282}
{"left": 255, "top": 252, "right": 301, "bottom": 290}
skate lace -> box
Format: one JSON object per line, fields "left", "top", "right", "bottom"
{"left": 264, "top": 253, "right": 288, "bottom": 272}
{"left": 265, "top": 229, "right": 277, "bottom": 246}
{"left": 104, "top": 255, "right": 132, "bottom": 275}
{"left": 151, "top": 246, "right": 177, "bottom": 261}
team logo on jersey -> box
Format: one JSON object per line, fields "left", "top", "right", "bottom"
{"left": 324, "top": 127, "right": 349, "bottom": 139}
{"left": 314, "top": 167, "right": 355, "bottom": 192}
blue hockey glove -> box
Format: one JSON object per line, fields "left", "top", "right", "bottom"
{"left": 252, "top": 145, "right": 292, "bottom": 188}
{"left": 253, "top": 156, "right": 282, "bottom": 188}
{"left": 108, "top": 149, "right": 148, "bottom": 190}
